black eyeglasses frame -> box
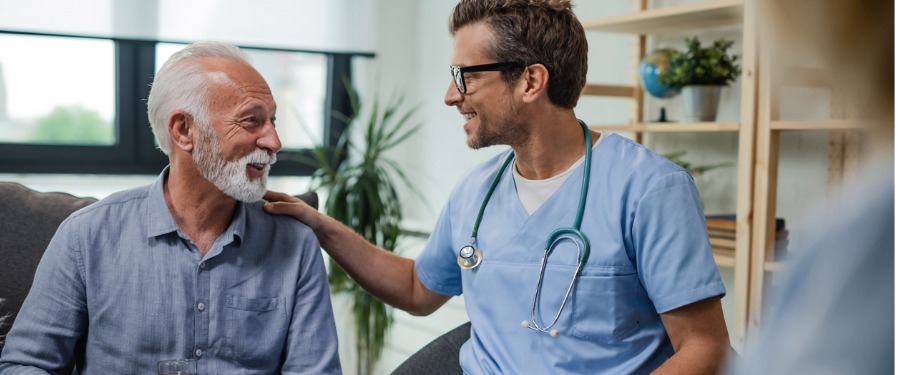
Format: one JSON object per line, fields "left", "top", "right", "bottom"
{"left": 450, "top": 62, "right": 523, "bottom": 94}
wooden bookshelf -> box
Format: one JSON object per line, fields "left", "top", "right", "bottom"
{"left": 581, "top": 84, "right": 636, "bottom": 98}
{"left": 771, "top": 120, "right": 867, "bottom": 131}
{"left": 588, "top": 122, "right": 740, "bottom": 132}
{"left": 582, "top": 0, "right": 757, "bottom": 350}
{"left": 713, "top": 252, "right": 736, "bottom": 268}
{"left": 582, "top": 0, "right": 744, "bottom": 34}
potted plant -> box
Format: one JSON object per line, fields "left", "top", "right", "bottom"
{"left": 658, "top": 37, "right": 741, "bottom": 122}
{"left": 302, "top": 80, "right": 421, "bottom": 375}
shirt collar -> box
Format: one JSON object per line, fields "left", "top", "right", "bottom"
{"left": 145, "top": 166, "right": 248, "bottom": 247}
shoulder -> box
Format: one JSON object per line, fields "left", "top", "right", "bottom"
{"left": 599, "top": 134, "right": 683, "bottom": 173}
{"left": 64, "top": 184, "right": 151, "bottom": 224}
{"left": 595, "top": 134, "right": 691, "bottom": 188}
{"left": 243, "top": 201, "right": 317, "bottom": 243}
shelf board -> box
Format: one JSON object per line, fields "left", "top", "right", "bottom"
{"left": 589, "top": 122, "right": 740, "bottom": 132}
{"left": 713, "top": 252, "right": 736, "bottom": 268}
{"left": 582, "top": 84, "right": 636, "bottom": 98}
{"left": 771, "top": 120, "right": 866, "bottom": 131}
{"left": 583, "top": 0, "right": 744, "bottom": 35}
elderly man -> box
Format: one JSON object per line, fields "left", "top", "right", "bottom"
{"left": 0, "top": 41, "right": 341, "bottom": 374}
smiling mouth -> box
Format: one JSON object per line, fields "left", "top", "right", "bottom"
{"left": 462, "top": 112, "right": 476, "bottom": 121}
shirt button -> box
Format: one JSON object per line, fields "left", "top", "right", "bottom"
{"left": 194, "top": 348, "right": 203, "bottom": 358}
{"left": 197, "top": 302, "right": 206, "bottom": 311}
{"left": 199, "top": 262, "right": 207, "bottom": 269}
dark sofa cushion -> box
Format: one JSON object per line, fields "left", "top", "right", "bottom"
{"left": 0, "top": 182, "right": 97, "bottom": 345}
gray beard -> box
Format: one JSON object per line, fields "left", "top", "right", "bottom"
{"left": 192, "top": 130, "right": 276, "bottom": 203}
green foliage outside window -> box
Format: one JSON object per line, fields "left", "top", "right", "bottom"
{"left": 30, "top": 105, "right": 114, "bottom": 145}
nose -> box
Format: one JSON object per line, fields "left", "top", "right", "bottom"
{"left": 257, "top": 120, "right": 282, "bottom": 154}
{"left": 444, "top": 80, "right": 462, "bottom": 107}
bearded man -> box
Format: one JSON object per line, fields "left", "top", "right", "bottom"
{"left": 0, "top": 41, "right": 341, "bottom": 375}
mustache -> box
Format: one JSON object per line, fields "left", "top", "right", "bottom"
{"left": 241, "top": 149, "right": 277, "bottom": 165}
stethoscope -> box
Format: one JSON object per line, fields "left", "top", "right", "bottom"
{"left": 457, "top": 120, "right": 592, "bottom": 337}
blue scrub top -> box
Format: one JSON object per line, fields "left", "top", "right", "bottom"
{"left": 415, "top": 134, "right": 726, "bottom": 374}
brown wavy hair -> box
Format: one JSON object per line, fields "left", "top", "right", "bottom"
{"left": 449, "top": 0, "right": 588, "bottom": 109}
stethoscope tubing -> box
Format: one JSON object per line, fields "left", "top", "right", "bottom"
{"left": 458, "top": 120, "right": 594, "bottom": 336}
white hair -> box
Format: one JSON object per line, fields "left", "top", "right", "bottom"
{"left": 146, "top": 41, "right": 252, "bottom": 154}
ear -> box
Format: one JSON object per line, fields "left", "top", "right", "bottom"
{"left": 168, "top": 111, "right": 196, "bottom": 152}
{"left": 520, "top": 63, "right": 550, "bottom": 104}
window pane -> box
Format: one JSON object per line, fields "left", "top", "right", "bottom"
{"left": 155, "top": 43, "right": 326, "bottom": 150}
{"left": 0, "top": 35, "right": 115, "bottom": 145}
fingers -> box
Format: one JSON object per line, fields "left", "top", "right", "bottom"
{"left": 263, "top": 190, "right": 299, "bottom": 203}
{"left": 262, "top": 190, "right": 320, "bottom": 228}
{"left": 262, "top": 194, "right": 306, "bottom": 216}
{"left": 262, "top": 200, "right": 284, "bottom": 215}
{"left": 263, "top": 197, "right": 317, "bottom": 227}
{"left": 263, "top": 190, "right": 304, "bottom": 216}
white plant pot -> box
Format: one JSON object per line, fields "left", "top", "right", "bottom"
{"left": 682, "top": 85, "right": 722, "bottom": 122}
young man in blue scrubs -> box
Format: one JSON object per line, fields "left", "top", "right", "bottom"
{"left": 265, "top": 0, "right": 730, "bottom": 373}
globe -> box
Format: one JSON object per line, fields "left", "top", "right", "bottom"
{"left": 639, "top": 49, "right": 680, "bottom": 99}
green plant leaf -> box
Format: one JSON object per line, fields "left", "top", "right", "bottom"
{"left": 658, "top": 37, "right": 742, "bottom": 88}
{"left": 293, "top": 76, "right": 422, "bottom": 374}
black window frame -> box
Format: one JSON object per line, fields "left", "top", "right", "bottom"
{"left": 0, "top": 30, "right": 372, "bottom": 176}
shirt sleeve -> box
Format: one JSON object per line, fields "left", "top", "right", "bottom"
{"left": 414, "top": 201, "right": 463, "bottom": 296}
{"left": 631, "top": 170, "right": 726, "bottom": 313}
{"left": 0, "top": 217, "right": 88, "bottom": 372}
{"left": 280, "top": 228, "right": 342, "bottom": 375}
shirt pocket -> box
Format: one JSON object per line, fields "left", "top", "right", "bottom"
{"left": 226, "top": 294, "right": 287, "bottom": 361}
{"left": 571, "top": 272, "right": 643, "bottom": 344}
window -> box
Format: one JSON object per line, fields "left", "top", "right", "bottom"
{"left": 0, "top": 34, "right": 115, "bottom": 146}
{"left": 0, "top": 31, "right": 365, "bottom": 176}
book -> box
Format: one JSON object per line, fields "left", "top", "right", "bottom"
{"left": 705, "top": 214, "right": 786, "bottom": 232}
{"left": 706, "top": 215, "right": 737, "bottom": 231}
{"left": 708, "top": 228, "right": 736, "bottom": 238}
{"left": 709, "top": 236, "right": 736, "bottom": 249}
{"left": 711, "top": 246, "right": 735, "bottom": 256}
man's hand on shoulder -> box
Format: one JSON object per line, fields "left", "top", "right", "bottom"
{"left": 263, "top": 191, "right": 321, "bottom": 229}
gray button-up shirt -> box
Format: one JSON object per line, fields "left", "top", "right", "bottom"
{"left": 0, "top": 169, "right": 341, "bottom": 374}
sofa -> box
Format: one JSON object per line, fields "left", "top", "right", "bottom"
{"left": 0, "top": 182, "right": 98, "bottom": 348}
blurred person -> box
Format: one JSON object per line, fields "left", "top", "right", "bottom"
{"left": 732, "top": 0, "right": 893, "bottom": 374}
{"left": 264, "top": 0, "right": 730, "bottom": 373}
{"left": 0, "top": 41, "right": 341, "bottom": 374}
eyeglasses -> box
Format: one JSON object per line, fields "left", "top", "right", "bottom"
{"left": 450, "top": 62, "right": 523, "bottom": 94}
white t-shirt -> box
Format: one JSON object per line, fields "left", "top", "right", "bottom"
{"left": 513, "top": 131, "right": 606, "bottom": 215}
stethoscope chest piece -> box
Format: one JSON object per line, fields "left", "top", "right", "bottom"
{"left": 457, "top": 245, "right": 483, "bottom": 269}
